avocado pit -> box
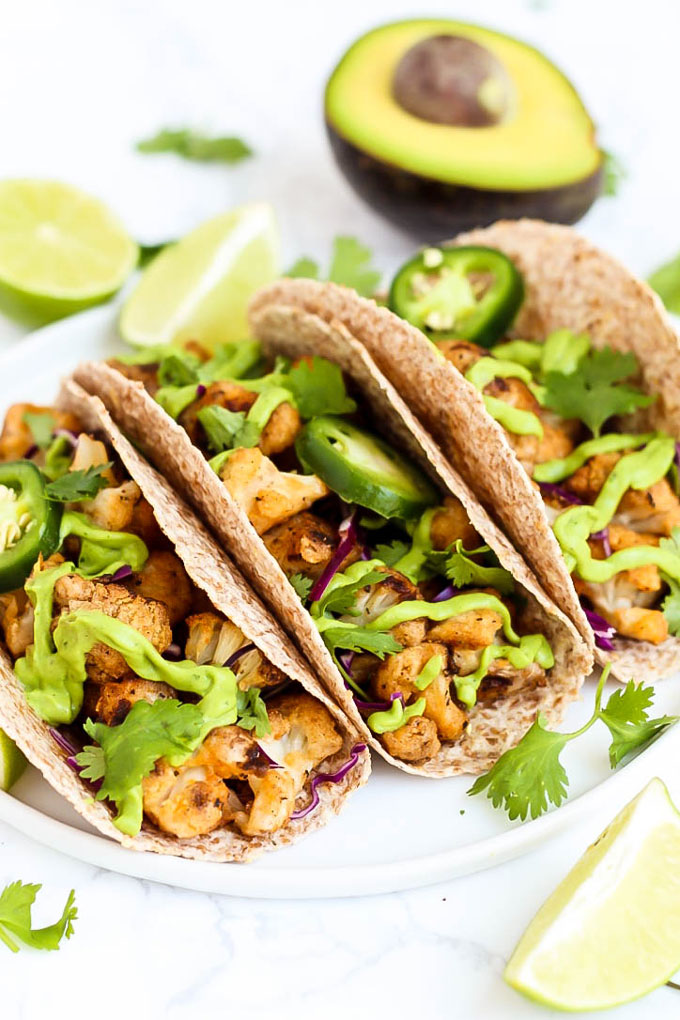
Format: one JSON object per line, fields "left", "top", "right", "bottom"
{"left": 392, "top": 34, "right": 513, "bottom": 128}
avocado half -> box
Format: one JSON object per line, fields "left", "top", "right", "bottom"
{"left": 325, "top": 20, "right": 603, "bottom": 239}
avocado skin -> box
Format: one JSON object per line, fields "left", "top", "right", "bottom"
{"left": 327, "top": 127, "right": 603, "bottom": 241}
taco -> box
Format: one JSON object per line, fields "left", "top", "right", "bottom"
{"left": 249, "top": 220, "right": 680, "bottom": 680}
{"left": 74, "top": 308, "right": 590, "bottom": 776}
{"left": 0, "top": 381, "right": 369, "bottom": 860}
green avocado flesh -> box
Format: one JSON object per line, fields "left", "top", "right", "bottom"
{"left": 325, "top": 19, "right": 601, "bottom": 192}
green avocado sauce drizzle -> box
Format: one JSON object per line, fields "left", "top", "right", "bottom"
{"left": 550, "top": 437, "right": 680, "bottom": 582}
{"left": 465, "top": 357, "right": 544, "bottom": 438}
{"left": 366, "top": 654, "right": 443, "bottom": 736}
{"left": 14, "top": 514, "right": 243, "bottom": 836}
{"left": 533, "top": 432, "right": 656, "bottom": 484}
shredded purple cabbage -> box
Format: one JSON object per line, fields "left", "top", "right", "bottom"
{"left": 162, "top": 642, "right": 183, "bottom": 661}
{"left": 538, "top": 482, "right": 582, "bottom": 505}
{"left": 53, "top": 428, "right": 78, "bottom": 447}
{"left": 591, "top": 528, "right": 612, "bottom": 557}
{"left": 49, "top": 727, "right": 79, "bottom": 756}
{"left": 354, "top": 691, "right": 403, "bottom": 713}
{"left": 25, "top": 444, "right": 38, "bottom": 459}
{"left": 336, "top": 649, "right": 354, "bottom": 675}
{"left": 257, "top": 745, "right": 282, "bottom": 769}
{"left": 100, "top": 564, "right": 133, "bottom": 583}
{"left": 225, "top": 643, "right": 256, "bottom": 668}
{"left": 290, "top": 742, "right": 367, "bottom": 820}
{"left": 583, "top": 606, "right": 616, "bottom": 651}
{"left": 308, "top": 510, "right": 358, "bottom": 602}
{"left": 65, "top": 755, "right": 103, "bottom": 792}
{"left": 196, "top": 384, "right": 206, "bottom": 398}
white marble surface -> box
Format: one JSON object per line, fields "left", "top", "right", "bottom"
{"left": 0, "top": 0, "right": 679, "bottom": 1015}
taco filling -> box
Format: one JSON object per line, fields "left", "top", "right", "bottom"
{"left": 391, "top": 253, "right": 680, "bottom": 651}
{"left": 0, "top": 402, "right": 355, "bottom": 838}
{"left": 111, "top": 344, "right": 557, "bottom": 764}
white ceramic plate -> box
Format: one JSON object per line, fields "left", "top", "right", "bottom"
{"left": 0, "top": 304, "right": 678, "bottom": 899}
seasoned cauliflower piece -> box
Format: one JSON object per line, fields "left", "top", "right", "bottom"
{"left": 125, "top": 550, "right": 194, "bottom": 626}
{"left": 381, "top": 715, "right": 440, "bottom": 762}
{"left": 69, "top": 433, "right": 116, "bottom": 483}
{"left": 185, "top": 612, "right": 286, "bottom": 689}
{"left": 263, "top": 511, "right": 357, "bottom": 581}
{"left": 343, "top": 567, "right": 426, "bottom": 646}
{"left": 437, "top": 339, "right": 484, "bottom": 375}
{"left": 0, "top": 404, "right": 82, "bottom": 462}
{"left": 0, "top": 589, "right": 34, "bottom": 657}
{"left": 84, "top": 480, "right": 141, "bottom": 532}
{"left": 610, "top": 606, "right": 668, "bottom": 644}
{"left": 617, "top": 477, "right": 680, "bottom": 536}
{"left": 476, "top": 658, "right": 547, "bottom": 704}
{"left": 484, "top": 376, "right": 541, "bottom": 472}
{"left": 535, "top": 420, "right": 575, "bottom": 464}
{"left": 53, "top": 574, "right": 172, "bottom": 680}
{"left": 566, "top": 453, "right": 620, "bottom": 502}
{"left": 259, "top": 401, "right": 301, "bottom": 457}
{"left": 128, "top": 496, "right": 165, "bottom": 547}
{"left": 95, "top": 677, "right": 175, "bottom": 726}
{"left": 606, "top": 525, "right": 663, "bottom": 593}
{"left": 373, "top": 643, "right": 467, "bottom": 743}
{"left": 428, "top": 598, "right": 504, "bottom": 648}
{"left": 430, "top": 496, "right": 480, "bottom": 552}
{"left": 142, "top": 760, "right": 228, "bottom": 839}
{"left": 219, "top": 447, "right": 329, "bottom": 534}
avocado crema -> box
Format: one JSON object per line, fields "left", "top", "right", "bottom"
{"left": 0, "top": 401, "right": 346, "bottom": 838}
{"left": 112, "top": 342, "right": 555, "bottom": 764}
{"left": 446, "top": 325, "right": 680, "bottom": 647}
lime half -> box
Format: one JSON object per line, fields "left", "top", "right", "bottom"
{"left": 0, "top": 179, "right": 138, "bottom": 325}
{"left": 505, "top": 778, "right": 680, "bottom": 1011}
{"left": 0, "top": 728, "right": 27, "bottom": 791}
{"left": 120, "top": 202, "right": 280, "bottom": 350}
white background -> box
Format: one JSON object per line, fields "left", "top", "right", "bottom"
{"left": 1, "top": 0, "right": 680, "bottom": 1017}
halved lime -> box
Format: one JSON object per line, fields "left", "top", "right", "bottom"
{"left": 0, "top": 179, "right": 138, "bottom": 325}
{"left": 120, "top": 202, "right": 280, "bottom": 350}
{"left": 0, "top": 728, "right": 27, "bottom": 791}
{"left": 505, "top": 778, "right": 680, "bottom": 1011}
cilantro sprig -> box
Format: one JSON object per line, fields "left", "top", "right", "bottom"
{"left": 426, "top": 541, "right": 515, "bottom": 595}
{"left": 287, "top": 236, "right": 382, "bottom": 297}
{"left": 289, "top": 573, "right": 313, "bottom": 601}
{"left": 45, "top": 463, "right": 112, "bottom": 503}
{"left": 541, "top": 347, "right": 654, "bottom": 437}
{"left": 136, "top": 128, "right": 252, "bottom": 164}
{"left": 0, "top": 881, "right": 76, "bottom": 953}
{"left": 469, "top": 665, "right": 677, "bottom": 820}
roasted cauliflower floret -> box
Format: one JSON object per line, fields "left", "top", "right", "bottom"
{"left": 428, "top": 596, "right": 504, "bottom": 648}
{"left": 0, "top": 589, "right": 34, "bottom": 657}
{"left": 142, "top": 759, "right": 228, "bottom": 839}
{"left": 381, "top": 715, "right": 440, "bottom": 762}
{"left": 437, "top": 339, "right": 484, "bottom": 375}
{"left": 476, "top": 658, "right": 547, "bottom": 704}
{"left": 69, "top": 433, "right": 116, "bottom": 483}
{"left": 575, "top": 573, "right": 667, "bottom": 645}
{"left": 95, "top": 677, "right": 175, "bottom": 726}
{"left": 372, "top": 643, "right": 467, "bottom": 743}
{"left": 607, "top": 525, "right": 663, "bottom": 593}
{"left": 259, "top": 401, "right": 301, "bottom": 457}
{"left": 0, "top": 404, "right": 82, "bottom": 462}
{"left": 566, "top": 453, "right": 620, "bottom": 502}
{"left": 185, "top": 612, "right": 286, "bottom": 689}
{"left": 53, "top": 574, "right": 172, "bottom": 680}
{"left": 535, "top": 420, "right": 575, "bottom": 463}
{"left": 344, "top": 567, "right": 426, "bottom": 646}
{"left": 219, "top": 447, "right": 329, "bottom": 535}
{"left": 263, "top": 511, "right": 358, "bottom": 581}
{"left": 610, "top": 606, "right": 668, "bottom": 644}
{"left": 430, "top": 496, "right": 480, "bottom": 552}
{"left": 125, "top": 550, "right": 194, "bottom": 626}
{"left": 617, "top": 477, "right": 680, "bottom": 536}
{"left": 84, "top": 479, "right": 141, "bottom": 532}
{"left": 128, "top": 496, "right": 165, "bottom": 547}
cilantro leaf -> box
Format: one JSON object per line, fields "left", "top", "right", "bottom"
{"left": 22, "top": 411, "right": 55, "bottom": 450}
{"left": 158, "top": 352, "right": 200, "bottom": 387}
{"left": 286, "top": 256, "right": 320, "bottom": 279}
{"left": 197, "top": 405, "right": 261, "bottom": 452}
{"left": 469, "top": 665, "right": 678, "bottom": 820}
{"left": 542, "top": 347, "right": 654, "bottom": 436}
{"left": 285, "top": 236, "right": 382, "bottom": 297}
{"left": 328, "top": 237, "right": 382, "bottom": 296}
{"left": 314, "top": 569, "right": 386, "bottom": 616}
{"left": 468, "top": 713, "right": 571, "bottom": 821}
{"left": 236, "top": 687, "right": 271, "bottom": 738}
{"left": 602, "top": 149, "right": 626, "bottom": 197}
{"left": 45, "top": 463, "right": 112, "bottom": 503}
{"left": 323, "top": 625, "right": 402, "bottom": 661}
{"left": 285, "top": 356, "right": 356, "bottom": 418}
{"left": 426, "top": 541, "right": 514, "bottom": 595}
{"left": 373, "top": 539, "right": 411, "bottom": 566}
{"left": 136, "top": 129, "right": 252, "bottom": 164}
{"left": 599, "top": 680, "right": 676, "bottom": 767}
{"left": 289, "top": 573, "right": 313, "bottom": 601}
{"left": 0, "top": 881, "right": 76, "bottom": 953}
{"left": 649, "top": 251, "right": 680, "bottom": 315}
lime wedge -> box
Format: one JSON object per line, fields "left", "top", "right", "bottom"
{"left": 120, "top": 202, "right": 280, "bottom": 350}
{"left": 0, "top": 179, "right": 138, "bottom": 325}
{"left": 0, "top": 728, "right": 27, "bottom": 791}
{"left": 505, "top": 778, "right": 680, "bottom": 1011}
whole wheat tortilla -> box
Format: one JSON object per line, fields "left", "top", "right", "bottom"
{"left": 75, "top": 311, "right": 591, "bottom": 777}
{"left": 0, "top": 381, "right": 369, "bottom": 862}
{"left": 249, "top": 220, "right": 680, "bottom": 681}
